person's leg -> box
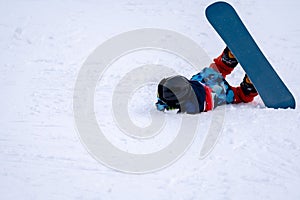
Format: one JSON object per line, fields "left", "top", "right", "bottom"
{"left": 231, "top": 75, "right": 258, "bottom": 103}
{"left": 211, "top": 47, "right": 238, "bottom": 78}
{"left": 212, "top": 47, "right": 258, "bottom": 104}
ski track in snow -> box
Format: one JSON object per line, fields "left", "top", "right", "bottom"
{"left": 1, "top": 0, "right": 300, "bottom": 199}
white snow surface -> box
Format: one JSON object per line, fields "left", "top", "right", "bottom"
{"left": 1, "top": 0, "right": 300, "bottom": 199}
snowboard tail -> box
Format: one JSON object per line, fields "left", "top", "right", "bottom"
{"left": 206, "top": 1, "right": 295, "bottom": 109}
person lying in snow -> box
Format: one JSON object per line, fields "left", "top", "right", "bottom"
{"left": 155, "top": 47, "right": 258, "bottom": 114}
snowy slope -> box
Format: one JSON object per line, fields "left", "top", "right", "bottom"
{"left": 1, "top": 0, "right": 300, "bottom": 199}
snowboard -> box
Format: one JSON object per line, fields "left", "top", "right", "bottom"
{"left": 205, "top": 1, "right": 296, "bottom": 109}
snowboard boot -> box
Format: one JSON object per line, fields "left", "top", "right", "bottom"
{"left": 240, "top": 74, "right": 258, "bottom": 96}
{"left": 214, "top": 47, "right": 238, "bottom": 77}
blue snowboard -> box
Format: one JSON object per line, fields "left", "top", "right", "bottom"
{"left": 206, "top": 1, "right": 295, "bottom": 109}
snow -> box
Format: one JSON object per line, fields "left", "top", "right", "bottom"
{"left": 1, "top": 0, "right": 300, "bottom": 199}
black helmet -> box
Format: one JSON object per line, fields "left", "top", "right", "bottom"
{"left": 157, "top": 75, "right": 194, "bottom": 110}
